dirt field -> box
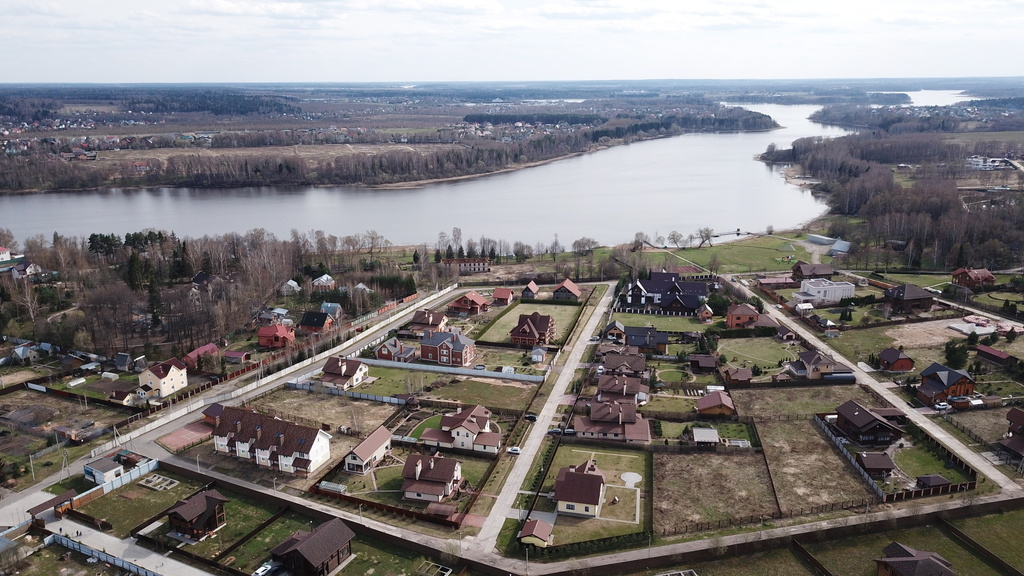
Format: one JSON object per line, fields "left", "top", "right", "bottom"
{"left": 0, "top": 369, "right": 44, "bottom": 385}
{"left": 757, "top": 419, "right": 877, "bottom": 514}
{"left": 157, "top": 420, "right": 213, "bottom": 452}
{"left": 0, "top": 389, "right": 135, "bottom": 441}
{"left": 653, "top": 452, "right": 779, "bottom": 532}
{"left": 948, "top": 409, "right": 1014, "bottom": 443}
{"left": 885, "top": 320, "right": 964, "bottom": 348}
{"left": 96, "top": 142, "right": 461, "bottom": 165}
{"left": 732, "top": 385, "right": 887, "bottom": 417}
{"left": 248, "top": 388, "right": 400, "bottom": 434}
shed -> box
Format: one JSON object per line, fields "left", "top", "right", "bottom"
{"left": 692, "top": 427, "right": 720, "bottom": 445}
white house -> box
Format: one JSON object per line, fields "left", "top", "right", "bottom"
{"left": 0, "top": 247, "right": 10, "bottom": 262}
{"left": 791, "top": 278, "right": 855, "bottom": 306}
{"left": 211, "top": 405, "right": 332, "bottom": 477}
{"left": 419, "top": 405, "right": 501, "bottom": 454}
{"left": 311, "top": 274, "right": 336, "bottom": 292}
{"left": 344, "top": 426, "right": 393, "bottom": 474}
{"left": 320, "top": 357, "right": 368, "bottom": 389}
{"left": 136, "top": 358, "right": 188, "bottom": 399}
{"left": 83, "top": 457, "right": 123, "bottom": 484}
{"left": 279, "top": 279, "right": 301, "bottom": 296}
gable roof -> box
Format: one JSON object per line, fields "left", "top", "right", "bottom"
{"left": 440, "top": 405, "right": 491, "bottom": 435}
{"left": 878, "top": 348, "right": 911, "bottom": 364}
{"left": 976, "top": 344, "right": 1011, "bottom": 361}
{"left": 524, "top": 280, "right": 540, "bottom": 294}
{"left": 876, "top": 542, "right": 955, "bottom": 576}
{"left": 836, "top": 400, "right": 900, "bottom": 434}
{"left": 271, "top": 518, "right": 355, "bottom": 567}
{"left": 410, "top": 309, "right": 446, "bottom": 327}
{"left": 184, "top": 343, "right": 219, "bottom": 363}
{"left": 323, "top": 357, "right": 365, "bottom": 378}
{"left": 459, "top": 290, "right": 489, "bottom": 306}
{"left": 918, "top": 362, "right": 973, "bottom": 398}
{"left": 511, "top": 312, "right": 554, "bottom": 339}
{"left": 597, "top": 374, "right": 646, "bottom": 396}
{"left": 299, "top": 311, "right": 331, "bottom": 329}
{"left": 167, "top": 489, "right": 228, "bottom": 523}
{"left": 792, "top": 261, "right": 834, "bottom": 276}
{"left": 402, "top": 454, "right": 460, "bottom": 484}
{"left": 493, "top": 287, "right": 514, "bottom": 300}
{"left": 146, "top": 358, "right": 186, "bottom": 379}
{"left": 518, "top": 518, "right": 553, "bottom": 542}
{"left": 421, "top": 331, "right": 475, "bottom": 350}
{"left": 554, "top": 278, "right": 581, "bottom": 297}
{"left": 213, "top": 405, "right": 325, "bottom": 458}
{"left": 554, "top": 460, "right": 605, "bottom": 505}
{"left": 603, "top": 353, "right": 647, "bottom": 373}
{"left": 350, "top": 426, "right": 392, "bottom": 461}
{"left": 884, "top": 284, "right": 933, "bottom": 301}
{"left": 696, "top": 390, "right": 734, "bottom": 412}
{"left": 258, "top": 324, "right": 294, "bottom": 339}
{"left": 727, "top": 303, "right": 759, "bottom": 316}
{"left": 589, "top": 402, "right": 638, "bottom": 423}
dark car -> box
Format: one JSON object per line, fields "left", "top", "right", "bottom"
{"left": 525, "top": 413, "right": 538, "bottom": 422}
{"left": 547, "top": 428, "right": 563, "bottom": 435}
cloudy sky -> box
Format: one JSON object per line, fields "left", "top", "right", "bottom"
{"left": 3, "top": 0, "right": 1022, "bottom": 83}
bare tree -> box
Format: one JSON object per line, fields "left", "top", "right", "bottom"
{"left": 697, "top": 227, "right": 715, "bottom": 248}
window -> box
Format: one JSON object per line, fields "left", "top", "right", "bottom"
{"left": 565, "top": 503, "right": 576, "bottom": 510}
{"left": 585, "top": 506, "right": 590, "bottom": 512}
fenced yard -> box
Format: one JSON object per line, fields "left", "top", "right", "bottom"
{"left": 222, "top": 509, "right": 319, "bottom": 573}
{"left": 947, "top": 409, "right": 1014, "bottom": 444}
{"left": 611, "top": 312, "right": 711, "bottom": 333}
{"left": 478, "top": 302, "right": 580, "bottom": 345}
{"left": 76, "top": 471, "right": 207, "bottom": 538}
{"left": 732, "top": 385, "right": 885, "bottom": 417}
{"left": 419, "top": 377, "right": 536, "bottom": 411}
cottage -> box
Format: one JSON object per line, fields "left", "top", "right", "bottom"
{"left": 595, "top": 374, "right": 649, "bottom": 405}
{"left": 493, "top": 287, "right": 515, "bottom": 306}
{"left": 856, "top": 452, "right": 896, "bottom": 478}
{"left": 448, "top": 290, "right": 491, "bottom": 315}
{"left": 83, "top": 458, "right": 123, "bottom": 484}
{"left": 166, "top": 489, "right": 228, "bottom": 540}
{"left": 834, "top": 400, "right": 903, "bottom": 446}
{"left": 916, "top": 362, "right": 975, "bottom": 405}
{"left": 375, "top": 337, "right": 417, "bottom": 362}
{"left": 553, "top": 460, "right": 605, "bottom": 517}
{"left": 518, "top": 518, "right": 554, "bottom": 548}
{"left": 552, "top": 278, "right": 582, "bottom": 301}
{"left": 723, "top": 367, "right": 753, "bottom": 385}
{"left": 420, "top": 331, "right": 477, "bottom": 367}
{"left": 695, "top": 390, "right": 736, "bottom": 416}
{"left": 878, "top": 348, "right": 914, "bottom": 372}
{"left": 883, "top": 284, "right": 934, "bottom": 314}
{"left": 790, "top": 261, "right": 835, "bottom": 281}
{"left": 271, "top": 518, "right": 356, "bottom": 576}
{"left": 344, "top": 426, "right": 392, "bottom": 474}
{"left": 320, "top": 357, "right": 368, "bottom": 389}
{"left": 408, "top": 309, "right": 448, "bottom": 336}
{"left": 510, "top": 312, "right": 556, "bottom": 346}
{"left": 401, "top": 455, "right": 462, "bottom": 502}
{"left": 137, "top": 358, "right": 188, "bottom": 399}
{"left": 622, "top": 272, "right": 708, "bottom": 310}
{"left": 319, "top": 301, "right": 343, "bottom": 321}
{"left": 726, "top": 303, "right": 777, "bottom": 329}
{"left": 603, "top": 353, "right": 647, "bottom": 377}
{"left": 788, "top": 350, "right": 851, "bottom": 380}
{"left": 688, "top": 354, "right": 719, "bottom": 374}
{"left": 212, "top": 405, "right": 332, "bottom": 477}
{"left": 419, "top": 405, "right": 501, "bottom": 454}
{"left": 311, "top": 274, "right": 336, "bottom": 292}
{"left": 258, "top": 324, "right": 295, "bottom": 349}
{"left": 183, "top": 343, "right": 219, "bottom": 371}
{"left": 521, "top": 281, "right": 540, "bottom": 300}
{"left": 875, "top": 542, "right": 955, "bottom": 576}
{"left": 279, "top": 279, "right": 301, "bottom": 296}
{"left": 298, "top": 311, "right": 334, "bottom": 334}
{"left": 623, "top": 326, "right": 669, "bottom": 353}
{"left": 441, "top": 257, "right": 491, "bottom": 273}
{"left": 573, "top": 402, "right": 652, "bottom": 443}
{"left": 952, "top": 267, "right": 996, "bottom": 289}
{"left": 791, "top": 279, "right": 855, "bottom": 306}
{"left": 603, "top": 321, "right": 626, "bottom": 341}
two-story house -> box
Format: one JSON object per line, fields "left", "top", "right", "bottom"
{"left": 916, "top": 362, "right": 975, "bottom": 405}
{"left": 343, "top": 426, "right": 392, "bottom": 474}
{"left": 509, "top": 312, "right": 556, "bottom": 346}
{"left": 401, "top": 455, "right": 462, "bottom": 502}
{"left": 211, "top": 405, "right": 332, "bottom": 477}
{"left": 419, "top": 405, "right": 501, "bottom": 454}
{"left": 137, "top": 358, "right": 188, "bottom": 400}
{"left": 320, "top": 357, "right": 368, "bottom": 389}
{"left": 420, "top": 331, "right": 477, "bottom": 367}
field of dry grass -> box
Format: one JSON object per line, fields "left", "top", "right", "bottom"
{"left": 732, "top": 385, "right": 885, "bottom": 417}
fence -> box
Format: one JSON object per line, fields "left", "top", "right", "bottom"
{"left": 356, "top": 357, "right": 546, "bottom": 383}
{"left": 45, "top": 534, "right": 161, "bottom": 576}
{"left": 944, "top": 413, "right": 994, "bottom": 446}
{"left": 814, "top": 414, "right": 886, "bottom": 499}
{"left": 288, "top": 382, "right": 408, "bottom": 405}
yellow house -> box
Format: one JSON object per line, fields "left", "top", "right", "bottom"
{"left": 517, "top": 518, "right": 553, "bottom": 548}
{"left": 553, "top": 460, "right": 605, "bottom": 518}
{"left": 137, "top": 358, "right": 188, "bottom": 399}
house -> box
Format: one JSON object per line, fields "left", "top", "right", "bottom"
{"left": 518, "top": 518, "right": 553, "bottom": 548}
{"left": 553, "top": 278, "right": 582, "bottom": 301}
{"left": 320, "top": 357, "right": 368, "bottom": 389}
{"left": 258, "top": 324, "right": 295, "bottom": 349}
{"left": 109, "top": 390, "right": 134, "bottom": 406}
{"left": 875, "top": 542, "right": 955, "bottom": 576}
{"left": 166, "top": 489, "right": 228, "bottom": 540}
{"left": 279, "top": 279, "right": 301, "bottom": 296}
{"left": 595, "top": 374, "right": 649, "bottom": 405}
{"left": 553, "top": 460, "right": 605, "bottom": 517}
{"left": 623, "top": 326, "right": 669, "bottom": 354}
{"left": 271, "top": 518, "right": 355, "bottom": 576}
{"left": 952, "top": 267, "right": 996, "bottom": 289}
{"left": 726, "top": 303, "right": 777, "bottom": 329}
{"left": 83, "top": 457, "right": 123, "bottom": 484}
{"left": 998, "top": 407, "right": 1024, "bottom": 460}
{"left": 224, "top": 351, "right": 251, "bottom": 364}
{"left": 878, "top": 348, "right": 914, "bottom": 372}
{"left": 787, "top": 350, "right": 851, "bottom": 380}
{"left": 791, "top": 279, "right": 855, "bottom": 306}
{"left": 441, "top": 257, "right": 491, "bottom": 273}
{"left": 114, "top": 353, "right": 135, "bottom": 372}
{"left": 375, "top": 337, "right": 417, "bottom": 362}
{"left": 531, "top": 347, "right": 547, "bottom": 363}
{"left": 603, "top": 321, "right": 626, "bottom": 341}
{"left": 408, "top": 309, "right": 449, "bottom": 337}
{"left": 696, "top": 390, "right": 736, "bottom": 415}
{"left": 401, "top": 455, "right": 462, "bottom": 502}
{"left": 856, "top": 452, "right": 896, "bottom": 478}
{"left": 137, "top": 358, "right": 188, "bottom": 399}
{"left": 834, "top": 400, "right": 903, "bottom": 446}
{"left": 790, "top": 261, "right": 835, "bottom": 281}
{"left": 10, "top": 343, "right": 40, "bottom": 365}
{"left": 420, "top": 331, "right": 477, "bottom": 367}
{"left": 0, "top": 247, "right": 10, "bottom": 262}
{"left": 493, "top": 287, "right": 515, "bottom": 306}
{"left": 697, "top": 304, "right": 714, "bottom": 323}
{"left": 183, "top": 343, "right": 219, "bottom": 371}
{"left": 298, "top": 311, "right": 334, "bottom": 334}
{"left": 10, "top": 261, "right": 43, "bottom": 280}
{"left": 603, "top": 353, "right": 647, "bottom": 377}
{"left": 723, "top": 367, "right": 753, "bottom": 385}
{"left": 510, "top": 312, "right": 556, "bottom": 346}
{"left": 311, "top": 274, "right": 336, "bottom": 292}
{"left": 1007, "top": 407, "right": 1024, "bottom": 435}
{"left": 916, "top": 475, "right": 951, "bottom": 489}
{"left": 883, "top": 284, "right": 934, "bottom": 314}
{"left": 448, "top": 290, "right": 490, "bottom": 315}
{"left": 212, "top": 405, "right": 333, "bottom": 477}
{"left": 202, "top": 403, "right": 225, "bottom": 426}
{"left": 521, "top": 281, "right": 540, "bottom": 300}
{"left": 622, "top": 272, "right": 708, "bottom": 311}
{"left": 917, "top": 362, "right": 975, "bottom": 405}
{"left": 319, "top": 302, "right": 343, "bottom": 321}
{"left": 688, "top": 354, "right": 719, "bottom": 374}
{"left": 419, "top": 405, "right": 501, "bottom": 454}
{"left": 976, "top": 344, "right": 1017, "bottom": 367}
{"left": 343, "top": 425, "right": 392, "bottom": 474}
{"left": 573, "top": 402, "right": 652, "bottom": 443}
{"left": 777, "top": 326, "right": 799, "bottom": 342}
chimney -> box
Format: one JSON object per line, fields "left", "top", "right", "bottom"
{"left": 414, "top": 459, "right": 422, "bottom": 480}
{"left": 278, "top": 433, "right": 285, "bottom": 447}
{"left": 256, "top": 425, "right": 262, "bottom": 440}
{"left": 234, "top": 419, "right": 241, "bottom": 433}
{"left": 618, "top": 407, "right": 623, "bottom": 425}
{"left": 429, "top": 458, "right": 435, "bottom": 470}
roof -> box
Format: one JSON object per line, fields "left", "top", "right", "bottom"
{"left": 350, "top": 426, "right": 392, "bottom": 462}
{"left": 554, "top": 278, "right": 582, "bottom": 297}
{"left": 203, "top": 403, "right": 225, "bottom": 419}
{"left": 167, "top": 489, "right": 228, "bottom": 522}
{"left": 271, "top": 518, "right": 355, "bottom": 567}
{"left": 184, "top": 343, "right": 219, "bottom": 362}
{"left": 884, "top": 284, "right": 933, "bottom": 301}
{"left": 1008, "top": 407, "right": 1024, "bottom": 430}
{"left": 878, "top": 348, "right": 911, "bottom": 364}
{"left": 589, "top": 402, "right": 638, "bottom": 423}
{"left": 145, "top": 358, "right": 186, "bottom": 379}
{"left": 323, "top": 357, "right": 366, "bottom": 378}
{"left": 976, "top": 344, "right": 1011, "bottom": 361}
{"left": 727, "top": 303, "right": 759, "bottom": 316}
{"left": 493, "top": 287, "right": 514, "bottom": 300}
{"left": 402, "top": 454, "right": 460, "bottom": 484}
{"left": 258, "top": 324, "right": 294, "bottom": 338}
{"left": 554, "top": 460, "right": 604, "bottom": 505}
{"left": 919, "top": 362, "right": 973, "bottom": 399}
{"left": 410, "top": 309, "right": 446, "bottom": 327}
{"left": 876, "top": 542, "right": 955, "bottom": 576}
{"left": 857, "top": 452, "right": 895, "bottom": 470}
{"left": 688, "top": 354, "right": 718, "bottom": 369}
{"left": 213, "top": 405, "right": 326, "bottom": 458}
{"left": 597, "top": 374, "right": 646, "bottom": 396}
{"left": 510, "top": 312, "right": 554, "bottom": 340}
{"left": 692, "top": 427, "right": 720, "bottom": 443}
{"left": 299, "top": 311, "right": 331, "bottom": 329}
{"left": 28, "top": 489, "right": 77, "bottom": 516}
{"left": 518, "top": 519, "right": 553, "bottom": 542}
{"left": 421, "top": 331, "right": 475, "bottom": 350}
{"left": 85, "top": 457, "right": 122, "bottom": 473}
{"left": 725, "top": 367, "right": 753, "bottom": 381}
{"left": 696, "top": 390, "right": 735, "bottom": 412}
{"left": 440, "top": 405, "right": 491, "bottom": 435}
{"left": 458, "top": 290, "right": 489, "bottom": 306}
{"left": 836, "top": 400, "right": 896, "bottom": 433}
{"left": 524, "top": 280, "right": 540, "bottom": 294}
{"left": 623, "top": 326, "right": 668, "bottom": 348}
{"left": 953, "top": 267, "right": 995, "bottom": 282}
{"left": 603, "top": 353, "right": 647, "bottom": 373}
{"left": 792, "top": 261, "right": 834, "bottom": 276}
{"left": 917, "top": 474, "right": 951, "bottom": 488}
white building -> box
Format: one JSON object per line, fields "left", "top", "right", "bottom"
{"left": 791, "top": 279, "right": 855, "bottom": 306}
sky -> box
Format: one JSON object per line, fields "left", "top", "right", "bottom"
{"left": 2, "top": 0, "right": 1023, "bottom": 83}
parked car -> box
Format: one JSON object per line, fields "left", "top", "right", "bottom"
{"left": 474, "top": 364, "right": 486, "bottom": 370}
{"left": 507, "top": 447, "right": 522, "bottom": 455}
{"left": 563, "top": 428, "right": 577, "bottom": 436}
{"left": 547, "top": 428, "right": 563, "bottom": 435}
{"left": 253, "top": 564, "right": 274, "bottom": 576}
{"left": 524, "top": 413, "right": 538, "bottom": 422}
{"left": 933, "top": 401, "right": 950, "bottom": 411}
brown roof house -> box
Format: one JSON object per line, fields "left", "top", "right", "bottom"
{"left": 726, "top": 303, "right": 778, "bottom": 330}
{"left": 518, "top": 518, "right": 553, "bottom": 548}
{"left": 883, "top": 284, "right": 934, "bottom": 314}
{"left": 375, "top": 337, "right": 417, "bottom": 362}
{"left": 688, "top": 354, "right": 719, "bottom": 374}
{"left": 835, "top": 401, "right": 903, "bottom": 446}
{"left": 271, "top": 518, "right": 356, "bottom": 576}
{"left": 343, "top": 425, "right": 393, "bottom": 474}
{"left": 420, "top": 330, "right": 477, "bottom": 367}
{"left": 166, "top": 489, "right": 228, "bottom": 540}
{"left": 916, "top": 362, "right": 975, "bottom": 405}
{"left": 998, "top": 407, "right": 1024, "bottom": 460}
{"left": 553, "top": 278, "right": 582, "bottom": 301}
{"left": 695, "top": 390, "right": 736, "bottom": 416}
{"left": 448, "top": 290, "right": 490, "bottom": 315}
{"left": 320, "top": 357, "right": 368, "bottom": 389}
{"left": 723, "top": 367, "right": 753, "bottom": 385}
{"left": 212, "top": 405, "right": 332, "bottom": 477}
{"left": 595, "top": 374, "right": 649, "bottom": 405}
{"left": 952, "top": 267, "right": 996, "bottom": 289}
{"left": 419, "top": 405, "right": 501, "bottom": 454}
{"left": 493, "top": 287, "right": 515, "bottom": 306}
{"left": 878, "top": 348, "right": 914, "bottom": 372}
{"left": 510, "top": 312, "right": 556, "bottom": 346}
{"left": 401, "top": 454, "right": 462, "bottom": 502}
{"left": 791, "top": 261, "right": 835, "bottom": 281}
{"left": 856, "top": 452, "right": 896, "bottom": 479}
{"left": 408, "top": 309, "right": 448, "bottom": 337}
{"left": 258, "top": 324, "right": 295, "bottom": 349}
{"left": 573, "top": 402, "right": 652, "bottom": 444}
{"left": 875, "top": 542, "right": 956, "bottom": 576}
{"left": 553, "top": 460, "right": 605, "bottom": 518}
{"left": 602, "top": 353, "right": 647, "bottom": 378}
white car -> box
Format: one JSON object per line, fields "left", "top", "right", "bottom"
{"left": 933, "top": 402, "right": 950, "bottom": 411}
{"left": 507, "top": 447, "right": 522, "bottom": 455}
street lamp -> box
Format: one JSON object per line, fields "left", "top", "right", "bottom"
{"left": 358, "top": 503, "right": 364, "bottom": 523}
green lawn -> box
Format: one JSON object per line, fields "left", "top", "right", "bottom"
{"left": 641, "top": 393, "right": 696, "bottom": 413}
{"left": 226, "top": 510, "right": 318, "bottom": 573}
{"left": 422, "top": 378, "right": 535, "bottom": 411}
{"left": 954, "top": 509, "right": 1024, "bottom": 571}
{"left": 667, "top": 234, "right": 814, "bottom": 274}
{"left": 44, "top": 473, "right": 97, "bottom": 496}
{"left": 541, "top": 446, "right": 647, "bottom": 492}
{"left": 339, "top": 536, "right": 428, "bottom": 575}
{"left": 718, "top": 337, "right": 800, "bottom": 370}
{"left": 76, "top": 471, "right": 206, "bottom": 538}
{"left": 185, "top": 492, "right": 282, "bottom": 559}
{"left": 409, "top": 415, "right": 442, "bottom": 439}
{"left": 891, "top": 445, "right": 973, "bottom": 485}
{"left": 681, "top": 547, "right": 815, "bottom": 576}
{"left": 612, "top": 312, "right": 712, "bottom": 332}
{"left": 479, "top": 301, "right": 580, "bottom": 344}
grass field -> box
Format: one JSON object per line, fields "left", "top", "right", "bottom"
{"left": 338, "top": 536, "right": 429, "bottom": 576}
{"left": 947, "top": 410, "right": 1015, "bottom": 443}
{"left": 717, "top": 337, "right": 801, "bottom": 374}
{"left": 225, "top": 510, "right": 318, "bottom": 573}
{"left": 641, "top": 392, "right": 697, "bottom": 413}
{"left": 421, "top": 377, "right": 536, "bottom": 411}
{"left": 652, "top": 235, "right": 814, "bottom": 274}
{"left": 181, "top": 491, "right": 282, "bottom": 559}
{"left": 731, "top": 385, "right": 884, "bottom": 417}
{"left": 891, "top": 444, "right": 972, "bottom": 487}
{"left": 677, "top": 547, "right": 815, "bottom": 576}
{"left": 479, "top": 302, "right": 580, "bottom": 344}
{"left": 954, "top": 509, "right": 1024, "bottom": 571}
{"left": 76, "top": 471, "right": 206, "bottom": 538}
{"left": 757, "top": 419, "right": 877, "bottom": 514}
{"left": 806, "top": 523, "right": 1003, "bottom": 576}
{"left": 653, "top": 452, "right": 778, "bottom": 530}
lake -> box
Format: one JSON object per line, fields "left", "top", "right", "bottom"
{"left": 0, "top": 90, "right": 966, "bottom": 246}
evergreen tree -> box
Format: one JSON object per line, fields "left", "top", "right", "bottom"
{"left": 434, "top": 249, "right": 442, "bottom": 263}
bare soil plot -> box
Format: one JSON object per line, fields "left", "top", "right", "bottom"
{"left": 731, "top": 385, "right": 885, "bottom": 417}
{"left": 0, "top": 389, "right": 135, "bottom": 438}
{"left": 653, "top": 452, "right": 779, "bottom": 531}
{"left": 249, "top": 388, "right": 399, "bottom": 435}
{"left": 948, "top": 409, "right": 1014, "bottom": 443}
{"left": 757, "top": 419, "right": 876, "bottom": 514}
{"left": 0, "top": 369, "right": 44, "bottom": 385}
{"left": 885, "top": 320, "right": 963, "bottom": 349}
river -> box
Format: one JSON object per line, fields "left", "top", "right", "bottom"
{"left": 0, "top": 90, "right": 967, "bottom": 247}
